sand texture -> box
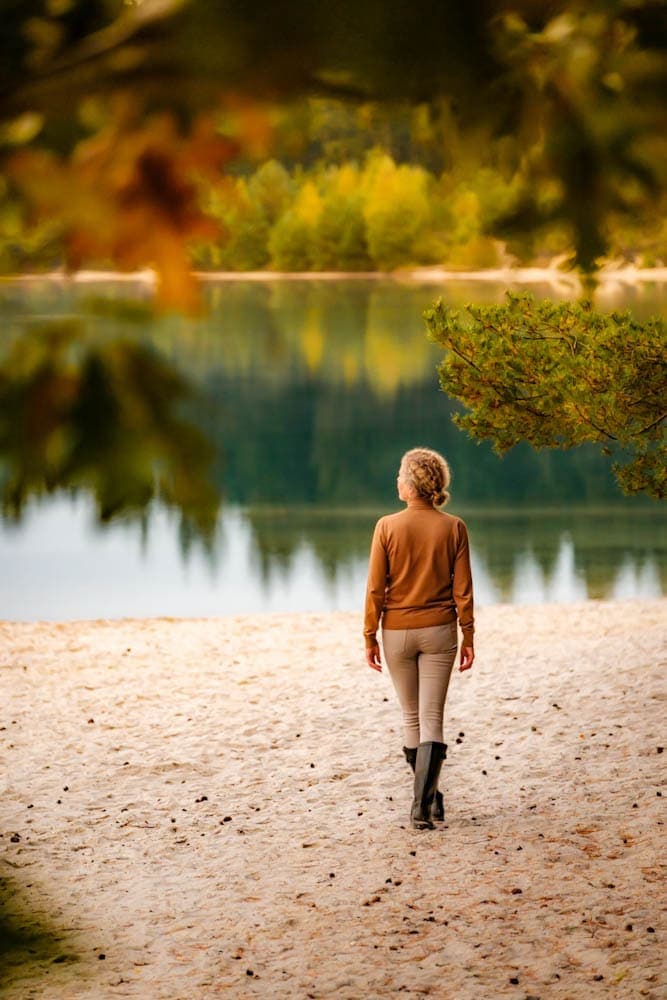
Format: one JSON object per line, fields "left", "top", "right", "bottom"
{"left": 1, "top": 599, "right": 665, "bottom": 999}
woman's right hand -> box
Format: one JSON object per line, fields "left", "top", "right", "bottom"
{"left": 366, "top": 644, "right": 383, "bottom": 672}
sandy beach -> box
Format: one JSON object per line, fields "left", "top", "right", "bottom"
{"left": 1, "top": 599, "right": 665, "bottom": 999}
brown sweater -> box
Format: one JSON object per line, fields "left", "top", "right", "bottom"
{"left": 364, "top": 498, "right": 474, "bottom": 649}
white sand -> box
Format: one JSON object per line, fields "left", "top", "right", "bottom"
{"left": 1, "top": 599, "right": 665, "bottom": 999}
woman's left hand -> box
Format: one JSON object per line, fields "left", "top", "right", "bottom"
{"left": 459, "top": 646, "right": 474, "bottom": 671}
{"left": 366, "top": 644, "right": 382, "bottom": 672}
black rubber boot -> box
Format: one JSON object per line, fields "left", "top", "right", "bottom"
{"left": 431, "top": 743, "right": 447, "bottom": 821}
{"left": 410, "top": 741, "right": 446, "bottom": 830}
{"left": 403, "top": 744, "right": 446, "bottom": 822}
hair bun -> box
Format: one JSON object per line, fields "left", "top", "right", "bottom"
{"left": 399, "top": 447, "right": 452, "bottom": 508}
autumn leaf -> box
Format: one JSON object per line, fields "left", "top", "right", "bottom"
{"left": 8, "top": 102, "right": 240, "bottom": 310}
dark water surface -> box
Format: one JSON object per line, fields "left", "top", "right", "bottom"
{"left": 1, "top": 277, "right": 665, "bottom": 619}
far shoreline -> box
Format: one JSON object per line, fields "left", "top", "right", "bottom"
{"left": 2, "top": 263, "right": 667, "bottom": 289}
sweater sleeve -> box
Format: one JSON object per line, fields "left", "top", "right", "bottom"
{"left": 453, "top": 519, "right": 474, "bottom": 647}
{"left": 363, "top": 518, "right": 388, "bottom": 648}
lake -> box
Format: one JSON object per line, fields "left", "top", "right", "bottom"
{"left": 1, "top": 275, "right": 665, "bottom": 620}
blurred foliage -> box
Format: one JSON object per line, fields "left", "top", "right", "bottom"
{"left": 0, "top": 1, "right": 665, "bottom": 289}
{"left": 3, "top": 105, "right": 234, "bottom": 309}
{"left": 0, "top": 876, "right": 79, "bottom": 995}
{"left": 0, "top": 312, "right": 220, "bottom": 539}
{"left": 425, "top": 293, "right": 667, "bottom": 498}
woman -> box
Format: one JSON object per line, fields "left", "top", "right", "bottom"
{"left": 364, "top": 447, "right": 474, "bottom": 830}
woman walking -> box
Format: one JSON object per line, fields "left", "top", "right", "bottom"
{"left": 364, "top": 447, "right": 474, "bottom": 829}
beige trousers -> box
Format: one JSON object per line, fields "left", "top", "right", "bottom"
{"left": 382, "top": 622, "right": 458, "bottom": 747}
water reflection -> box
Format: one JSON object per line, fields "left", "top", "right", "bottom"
{"left": 244, "top": 505, "right": 667, "bottom": 603}
{"left": 0, "top": 312, "right": 219, "bottom": 543}
{"left": 5, "top": 277, "right": 654, "bottom": 518}
{"left": 0, "top": 497, "right": 663, "bottom": 620}
{"left": 511, "top": 535, "right": 588, "bottom": 604}
{"left": 611, "top": 555, "right": 663, "bottom": 600}
{"left": 0, "top": 278, "right": 665, "bottom": 617}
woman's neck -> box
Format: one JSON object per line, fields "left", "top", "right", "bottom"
{"left": 406, "top": 497, "right": 434, "bottom": 509}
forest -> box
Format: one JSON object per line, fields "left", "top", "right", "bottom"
{"left": 4, "top": 98, "right": 667, "bottom": 276}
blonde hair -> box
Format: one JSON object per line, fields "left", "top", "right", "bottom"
{"left": 399, "top": 447, "right": 451, "bottom": 508}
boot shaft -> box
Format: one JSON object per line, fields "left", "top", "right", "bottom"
{"left": 411, "top": 741, "right": 446, "bottom": 829}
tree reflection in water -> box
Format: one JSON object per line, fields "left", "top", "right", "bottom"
{"left": 0, "top": 313, "right": 220, "bottom": 548}
{"left": 241, "top": 505, "right": 667, "bottom": 602}
{"left": 0, "top": 279, "right": 663, "bottom": 615}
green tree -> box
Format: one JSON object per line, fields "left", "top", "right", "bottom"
{"left": 268, "top": 181, "right": 322, "bottom": 271}
{"left": 424, "top": 293, "right": 666, "bottom": 498}
{"left": 222, "top": 179, "right": 271, "bottom": 271}
{"left": 314, "top": 192, "right": 369, "bottom": 270}
{"left": 194, "top": 177, "right": 270, "bottom": 270}
{"left": 313, "top": 165, "right": 371, "bottom": 270}
{"left": 246, "top": 160, "right": 293, "bottom": 225}
{"left": 362, "top": 153, "right": 434, "bottom": 269}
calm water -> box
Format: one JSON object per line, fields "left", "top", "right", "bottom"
{"left": 1, "top": 276, "right": 665, "bottom": 620}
